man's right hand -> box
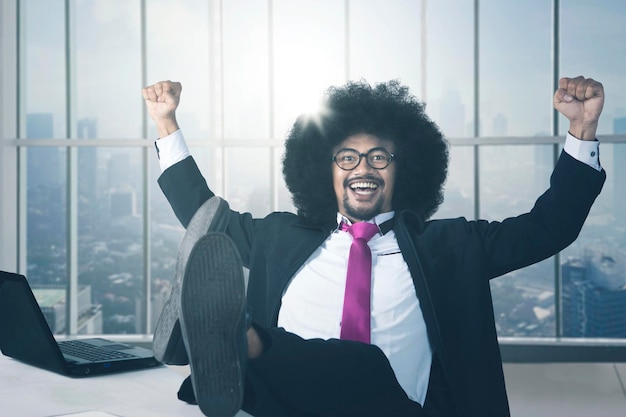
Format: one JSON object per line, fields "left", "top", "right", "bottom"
{"left": 142, "top": 80, "right": 182, "bottom": 138}
{"left": 553, "top": 76, "right": 604, "bottom": 141}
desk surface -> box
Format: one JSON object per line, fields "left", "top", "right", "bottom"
{"left": 0, "top": 354, "right": 250, "bottom": 417}
{"left": 6, "top": 353, "right": 626, "bottom": 417}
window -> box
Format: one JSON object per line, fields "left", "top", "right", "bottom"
{"left": 1, "top": 0, "right": 625, "bottom": 354}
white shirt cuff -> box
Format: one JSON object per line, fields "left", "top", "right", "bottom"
{"left": 563, "top": 132, "right": 601, "bottom": 172}
{"left": 154, "top": 129, "right": 191, "bottom": 172}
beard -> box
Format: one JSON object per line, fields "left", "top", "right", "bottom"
{"left": 341, "top": 193, "right": 385, "bottom": 222}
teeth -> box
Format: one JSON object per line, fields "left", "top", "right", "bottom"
{"left": 350, "top": 182, "right": 378, "bottom": 190}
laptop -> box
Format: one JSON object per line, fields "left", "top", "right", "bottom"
{"left": 0, "top": 270, "right": 162, "bottom": 377}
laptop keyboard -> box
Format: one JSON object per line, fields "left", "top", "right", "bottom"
{"left": 59, "top": 340, "right": 135, "bottom": 361}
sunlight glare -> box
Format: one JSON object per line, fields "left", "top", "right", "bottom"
{"left": 297, "top": 92, "right": 331, "bottom": 132}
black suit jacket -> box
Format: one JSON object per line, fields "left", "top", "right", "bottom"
{"left": 158, "top": 150, "right": 605, "bottom": 416}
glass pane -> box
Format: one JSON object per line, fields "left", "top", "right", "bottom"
{"left": 350, "top": 0, "right": 422, "bottom": 96}
{"left": 425, "top": 0, "right": 474, "bottom": 138}
{"left": 225, "top": 148, "right": 270, "bottom": 217}
{"left": 77, "top": 148, "right": 144, "bottom": 334}
{"left": 559, "top": 0, "right": 626, "bottom": 136}
{"left": 23, "top": 0, "right": 67, "bottom": 139}
{"left": 223, "top": 0, "right": 270, "bottom": 140}
{"left": 273, "top": 0, "right": 346, "bottom": 138}
{"left": 146, "top": 0, "right": 211, "bottom": 139}
{"left": 559, "top": 1, "right": 626, "bottom": 338}
{"left": 26, "top": 145, "right": 67, "bottom": 278}
{"left": 479, "top": 0, "right": 552, "bottom": 137}
{"left": 74, "top": 0, "right": 142, "bottom": 139}
{"left": 25, "top": 145, "right": 67, "bottom": 334}
{"left": 434, "top": 146, "right": 475, "bottom": 220}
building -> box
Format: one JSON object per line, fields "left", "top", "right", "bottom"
{"left": 562, "top": 252, "right": 626, "bottom": 337}
{"left": 33, "top": 285, "right": 103, "bottom": 334}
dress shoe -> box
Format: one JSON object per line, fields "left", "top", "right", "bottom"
{"left": 152, "top": 196, "right": 230, "bottom": 365}
{"left": 180, "top": 232, "right": 248, "bottom": 417}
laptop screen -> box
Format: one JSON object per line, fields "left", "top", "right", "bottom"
{"left": 0, "top": 271, "right": 68, "bottom": 373}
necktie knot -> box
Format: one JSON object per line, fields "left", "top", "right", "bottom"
{"left": 343, "top": 221, "right": 379, "bottom": 242}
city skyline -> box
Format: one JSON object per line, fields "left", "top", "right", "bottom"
{"left": 23, "top": 110, "right": 626, "bottom": 338}
{"left": 11, "top": 0, "right": 626, "bottom": 339}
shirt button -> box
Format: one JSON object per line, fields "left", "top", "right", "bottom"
{"left": 590, "top": 151, "right": 596, "bottom": 157}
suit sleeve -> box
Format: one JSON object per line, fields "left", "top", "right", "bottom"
{"left": 480, "top": 150, "right": 606, "bottom": 278}
{"left": 157, "top": 155, "right": 258, "bottom": 267}
{"left": 157, "top": 156, "right": 214, "bottom": 228}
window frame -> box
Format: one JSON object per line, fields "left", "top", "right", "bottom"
{"left": 1, "top": 0, "right": 625, "bottom": 359}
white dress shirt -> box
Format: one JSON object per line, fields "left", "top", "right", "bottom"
{"left": 278, "top": 213, "right": 432, "bottom": 404}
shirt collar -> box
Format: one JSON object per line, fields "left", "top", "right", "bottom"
{"left": 336, "top": 211, "right": 395, "bottom": 235}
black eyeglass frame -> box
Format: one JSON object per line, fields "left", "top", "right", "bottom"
{"left": 332, "top": 147, "right": 395, "bottom": 171}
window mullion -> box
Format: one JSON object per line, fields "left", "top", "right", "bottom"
{"left": 65, "top": 0, "right": 79, "bottom": 336}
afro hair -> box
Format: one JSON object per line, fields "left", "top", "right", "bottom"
{"left": 282, "top": 79, "right": 449, "bottom": 226}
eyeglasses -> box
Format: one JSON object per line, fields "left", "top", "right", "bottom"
{"left": 332, "top": 147, "right": 395, "bottom": 171}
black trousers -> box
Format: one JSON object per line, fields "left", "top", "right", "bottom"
{"left": 177, "top": 324, "right": 454, "bottom": 416}
{"left": 241, "top": 326, "right": 454, "bottom": 417}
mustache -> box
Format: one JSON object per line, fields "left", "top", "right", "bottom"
{"left": 343, "top": 174, "right": 383, "bottom": 188}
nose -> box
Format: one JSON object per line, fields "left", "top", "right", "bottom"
{"left": 353, "top": 154, "right": 374, "bottom": 173}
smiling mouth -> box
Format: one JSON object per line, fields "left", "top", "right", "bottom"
{"left": 349, "top": 181, "right": 379, "bottom": 195}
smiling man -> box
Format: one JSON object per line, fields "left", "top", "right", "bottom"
{"left": 143, "top": 77, "right": 605, "bottom": 417}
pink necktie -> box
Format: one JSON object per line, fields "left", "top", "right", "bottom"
{"left": 340, "top": 221, "right": 379, "bottom": 344}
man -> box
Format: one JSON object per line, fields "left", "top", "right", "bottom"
{"left": 142, "top": 76, "right": 605, "bottom": 417}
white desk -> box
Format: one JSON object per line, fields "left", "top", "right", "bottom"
{"left": 0, "top": 354, "right": 250, "bottom": 417}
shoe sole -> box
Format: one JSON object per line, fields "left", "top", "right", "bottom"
{"left": 153, "top": 197, "right": 230, "bottom": 364}
{"left": 180, "top": 232, "right": 246, "bottom": 417}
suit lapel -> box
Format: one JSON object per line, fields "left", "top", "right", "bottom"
{"left": 395, "top": 211, "right": 453, "bottom": 392}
